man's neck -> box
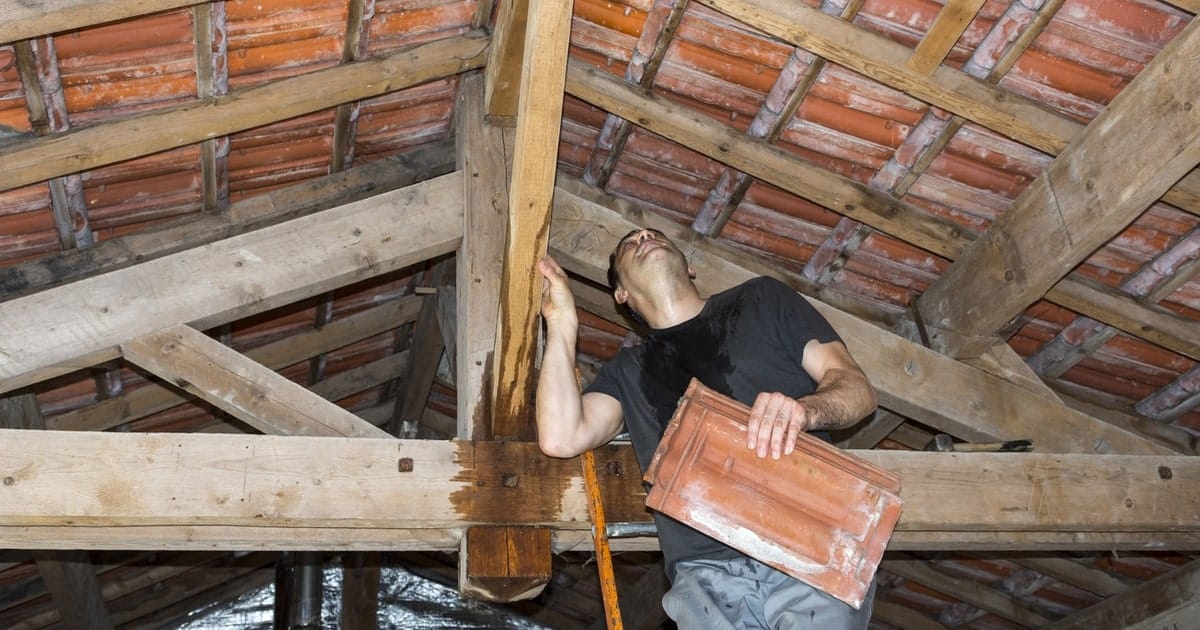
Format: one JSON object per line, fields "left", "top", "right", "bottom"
{"left": 643, "top": 292, "right": 707, "bottom": 329}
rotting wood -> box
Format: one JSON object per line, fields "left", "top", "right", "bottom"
{"left": 0, "top": 34, "right": 487, "bottom": 193}
{"left": 0, "top": 172, "right": 464, "bottom": 395}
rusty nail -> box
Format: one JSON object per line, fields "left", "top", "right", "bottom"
{"left": 2, "top": 476, "right": 13, "bottom": 486}
{"left": 398, "top": 457, "right": 414, "bottom": 472}
{"left": 1159, "top": 465, "right": 1173, "bottom": 480}
{"left": 501, "top": 473, "right": 520, "bottom": 488}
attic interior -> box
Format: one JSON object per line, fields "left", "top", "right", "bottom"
{"left": 1, "top": 0, "right": 1199, "bottom": 627}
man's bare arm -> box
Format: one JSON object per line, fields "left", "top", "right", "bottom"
{"left": 747, "top": 340, "right": 878, "bottom": 459}
{"left": 535, "top": 256, "right": 625, "bottom": 458}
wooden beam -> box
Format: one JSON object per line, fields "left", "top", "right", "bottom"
{"left": 455, "top": 71, "right": 509, "bottom": 439}
{"left": 1013, "top": 554, "right": 1132, "bottom": 598}
{"left": 341, "top": 552, "right": 380, "bottom": 630}
{"left": 907, "top": 0, "right": 988, "bottom": 75}
{"left": 51, "top": 297, "right": 421, "bottom": 432}
{"left": 122, "top": 325, "right": 391, "bottom": 438}
{"left": 29, "top": 551, "right": 115, "bottom": 630}
{"left": 389, "top": 262, "right": 452, "bottom": 437}
{"left": 917, "top": 18, "right": 1200, "bottom": 357}
{"left": 0, "top": 137, "right": 455, "bottom": 299}
{"left": 459, "top": 526, "right": 552, "bottom": 601}
{"left": 1046, "top": 559, "right": 1200, "bottom": 629}
{"left": 0, "top": 430, "right": 1196, "bottom": 545}
{"left": 834, "top": 409, "right": 907, "bottom": 450}
{"left": 563, "top": 60, "right": 1197, "bottom": 361}
{"left": 549, "top": 180, "right": 1176, "bottom": 455}
{"left": 490, "top": 0, "right": 573, "bottom": 440}
{"left": 483, "top": 0, "right": 528, "bottom": 122}
{"left": 0, "top": 33, "right": 487, "bottom": 193}
{"left": 0, "top": 172, "right": 464, "bottom": 394}
{"left": 883, "top": 553, "right": 1051, "bottom": 627}
{"left": 1, "top": 394, "right": 114, "bottom": 630}
{"left": 0, "top": 0, "right": 204, "bottom": 45}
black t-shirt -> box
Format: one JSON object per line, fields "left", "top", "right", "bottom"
{"left": 584, "top": 276, "right": 843, "bottom": 579}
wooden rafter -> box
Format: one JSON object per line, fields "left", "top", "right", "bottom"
{"left": 0, "top": 173, "right": 464, "bottom": 394}
{"left": 917, "top": 18, "right": 1200, "bottom": 358}
{"left": 482, "top": 0, "right": 528, "bottom": 122}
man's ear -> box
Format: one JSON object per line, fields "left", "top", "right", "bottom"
{"left": 614, "top": 286, "right": 629, "bottom": 305}
{"left": 688, "top": 266, "right": 697, "bottom": 280}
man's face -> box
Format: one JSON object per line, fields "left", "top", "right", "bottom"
{"left": 610, "top": 228, "right": 687, "bottom": 289}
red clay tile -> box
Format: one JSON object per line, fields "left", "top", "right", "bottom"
{"left": 644, "top": 378, "right": 902, "bottom": 609}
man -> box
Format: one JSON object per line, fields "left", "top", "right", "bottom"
{"left": 536, "top": 227, "right": 879, "bottom": 629}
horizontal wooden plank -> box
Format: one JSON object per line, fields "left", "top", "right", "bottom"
{"left": 0, "top": 431, "right": 1195, "bottom": 548}
{"left": 0, "top": 172, "right": 464, "bottom": 394}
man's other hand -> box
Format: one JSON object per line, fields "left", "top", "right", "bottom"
{"left": 747, "top": 392, "right": 811, "bottom": 459}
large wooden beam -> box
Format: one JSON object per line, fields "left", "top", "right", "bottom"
{"left": 0, "top": 34, "right": 487, "bottom": 193}
{"left": 490, "top": 0, "right": 573, "bottom": 440}
{"left": 122, "top": 325, "right": 391, "bottom": 438}
{"left": 563, "top": 60, "right": 1200, "bottom": 362}
{"left": 917, "top": 18, "right": 1200, "bottom": 357}
{"left": 455, "top": 71, "right": 510, "bottom": 439}
{"left": 0, "top": 430, "right": 1196, "bottom": 547}
{"left": 0, "top": 172, "right": 464, "bottom": 394}
{"left": 549, "top": 181, "right": 1175, "bottom": 455}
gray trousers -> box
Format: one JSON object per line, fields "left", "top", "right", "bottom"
{"left": 661, "top": 556, "right": 875, "bottom": 630}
